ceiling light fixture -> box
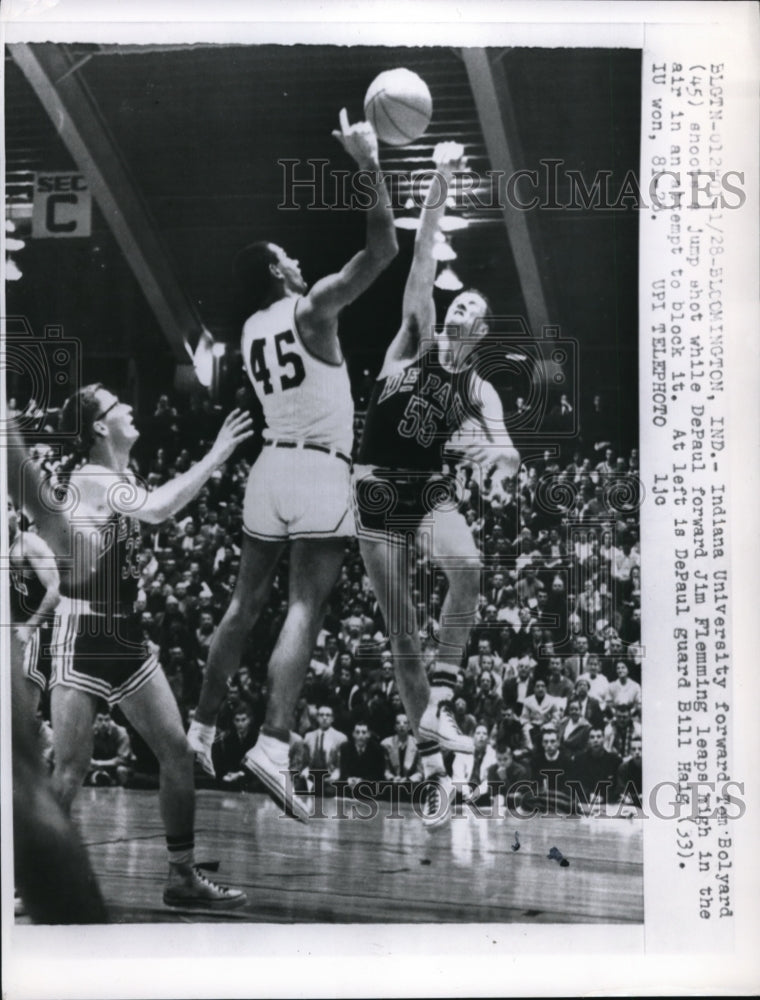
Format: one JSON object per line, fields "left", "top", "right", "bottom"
{"left": 434, "top": 267, "right": 463, "bottom": 291}
{"left": 439, "top": 216, "right": 470, "bottom": 233}
{"left": 432, "top": 234, "right": 457, "bottom": 262}
{"left": 394, "top": 216, "right": 421, "bottom": 230}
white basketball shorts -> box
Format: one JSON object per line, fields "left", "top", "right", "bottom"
{"left": 243, "top": 443, "right": 355, "bottom": 540}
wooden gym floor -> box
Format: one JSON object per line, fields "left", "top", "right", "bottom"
{"left": 50, "top": 787, "right": 644, "bottom": 924}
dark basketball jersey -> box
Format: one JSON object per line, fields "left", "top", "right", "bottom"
{"left": 61, "top": 471, "right": 142, "bottom": 613}
{"left": 9, "top": 537, "right": 49, "bottom": 624}
{"left": 358, "top": 349, "right": 478, "bottom": 471}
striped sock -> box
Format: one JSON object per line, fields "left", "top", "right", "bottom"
{"left": 166, "top": 833, "right": 195, "bottom": 868}
{"left": 429, "top": 668, "right": 458, "bottom": 701}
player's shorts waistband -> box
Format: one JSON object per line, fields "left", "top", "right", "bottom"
{"left": 263, "top": 437, "right": 352, "bottom": 466}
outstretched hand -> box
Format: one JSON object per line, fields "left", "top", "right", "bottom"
{"left": 456, "top": 442, "right": 519, "bottom": 479}
{"left": 432, "top": 141, "right": 467, "bottom": 176}
{"left": 210, "top": 409, "right": 254, "bottom": 465}
{"left": 332, "top": 107, "right": 379, "bottom": 169}
{"left": 462, "top": 444, "right": 495, "bottom": 469}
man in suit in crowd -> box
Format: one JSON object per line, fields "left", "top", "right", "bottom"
{"left": 452, "top": 724, "right": 496, "bottom": 803}
{"left": 322, "top": 634, "right": 342, "bottom": 677}
{"left": 502, "top": 657, "right": 534, "bottom": 708}
{"left": 474, "top": 744, "right": 530, "bottom": 807}
{"left": 504, "top": 606, "right": 534, "bottom": 662}
{"left": 212, "top": 704, "right": 259, "bottom": 789}
{"left": 570, "top": 727, "right": 621, "bottom": 806}
{"left": 530, "top": 727, "right": 573, "bottom": 798}
{"left": 489, "top": 702, "right": 532, "bottom": 760}
{"left": 572, "top": 677, "right": 606, "bottom": 731}
{"left": 381, "top": 713, "right": 421, "bottom": 787}
{"left": 485, "top": 572, "right": 510, "bottom": 610}
{"left": 520, "top": 679, "right": 562, "bottom": 747}
{"left": 614, "top": 736, "right": 642, "bottom": 807}
{"left": 378, "top": 654, "right": 398, "bottom": 700}
{"left": 86, "top": 710, "right": 134, "bottom": 789}
{"left": 603, "top": 704, "right": 641, "bottom": 758}
{"left": 332, "top": 720, "right": 385, "bottom": 791}
{"left": 304, "top": 704, "right": 347, "bottom": 793}
{"left": 565, "top": 634, "right": 591, "bottom": 682}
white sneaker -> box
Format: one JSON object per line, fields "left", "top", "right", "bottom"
{"left": 244, "top": 741, "right": 310, "bottom": 823}
{"left": 419, "top": 699, "right": 473, "bottom": 753}
{"left": 420, "top": 772, "right": 454, "bottom": 830}
{"left": 187, "top": 720, "right": 216, "bottom": 778}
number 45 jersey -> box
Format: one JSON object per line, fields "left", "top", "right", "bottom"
{"left": 241, "top": 296, "right": 354, "bottom": 456}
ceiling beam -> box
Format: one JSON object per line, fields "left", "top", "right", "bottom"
{"left": 9, "top": 42, "right": 203, "bottom": 362}
{"left": 461, "top": 48, "right": 557, "bottom": 337}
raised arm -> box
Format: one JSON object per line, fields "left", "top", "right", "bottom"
{"left": 114, "top": 409, "right": 253, "bottom": 525}
{"left": 381, "top": 142, "right": 466, "bottom": 373}
{"left": 6, "top": 410, "right": 251, "bottom": 562}
{"left": 298, "top": 109, "right": 397, "bottom": 332}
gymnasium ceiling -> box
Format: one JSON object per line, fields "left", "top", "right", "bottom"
{"left": 5, "top": 43, "right": 641, "bottom": 428}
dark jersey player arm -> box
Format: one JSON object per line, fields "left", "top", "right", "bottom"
{"left": 381, "top": 142, "right": 466, "bottom": 374}
{"left": 17, "top": 532, "right": 60, "bottom": 630}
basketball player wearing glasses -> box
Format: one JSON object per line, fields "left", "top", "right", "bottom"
{"left": 10, "top": 387, "right": 252, "bottom": 910}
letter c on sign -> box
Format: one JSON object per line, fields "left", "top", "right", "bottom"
{"left": 46, "top": 194, "right": 78, "bottom": 233}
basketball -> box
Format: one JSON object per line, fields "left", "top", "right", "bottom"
{"left": 364, "top": 68, "right": 433, "bottom": 146}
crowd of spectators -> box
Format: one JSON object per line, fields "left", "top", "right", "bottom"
{"left": 17, "top": 384, "right": 642, "bottom": 812}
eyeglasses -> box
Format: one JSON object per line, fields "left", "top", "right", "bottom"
{"left": 94, "top": 400, "right": 119, "bottom": 422}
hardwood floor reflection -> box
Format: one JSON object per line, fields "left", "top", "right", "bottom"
{"left": 71, "top": 787, "right": 643, "bottom": 924}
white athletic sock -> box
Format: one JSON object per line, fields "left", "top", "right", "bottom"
{"left": 257, "top": 732, "right": 289, "bottom": 764}
{"left": 420, "top": 751, "right": 445, "bottom": 778}
{"left": 429, "top": 685, "right": 455, "bottom": 705}
{"left": 189, "top": 719, "right": 215, "bottom": 746}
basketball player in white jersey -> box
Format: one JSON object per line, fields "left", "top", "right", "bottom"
{"left": 188, "top": 109, "right": 397, "bottom": 820}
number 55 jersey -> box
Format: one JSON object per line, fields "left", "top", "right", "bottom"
{"left": 354, "top": 346, "right": 478, "bottom": 538}
{"left": 240, "top": 294, "right": 355, "bottom": 540}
